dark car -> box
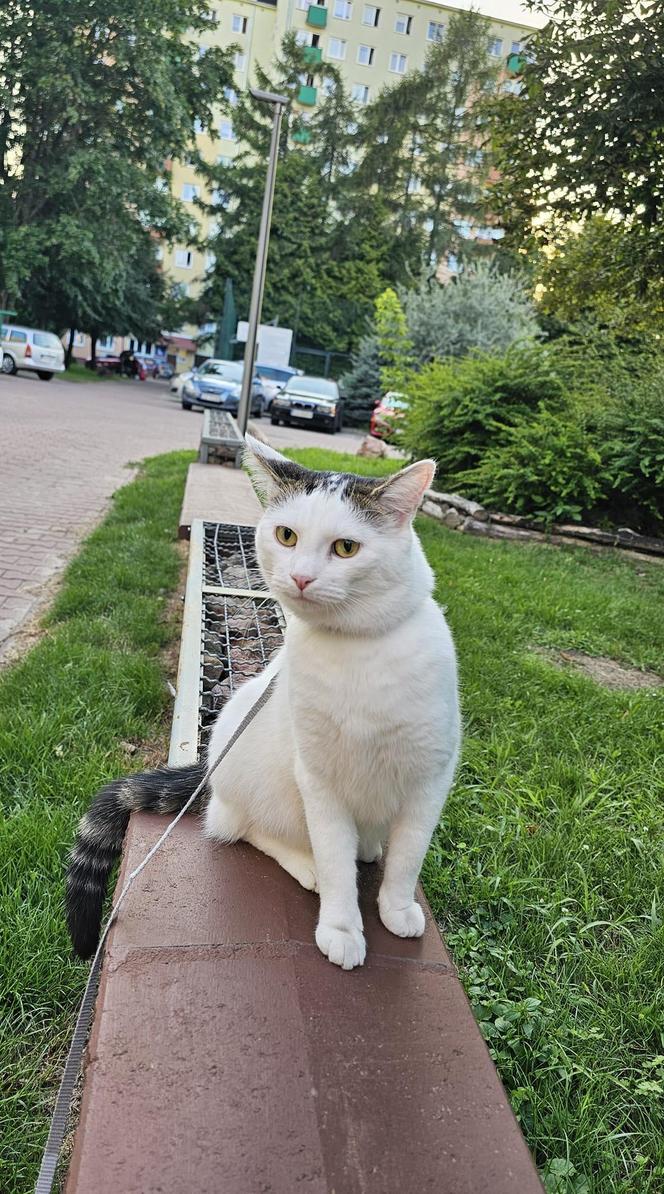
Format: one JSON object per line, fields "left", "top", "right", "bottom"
{"left": 270, "top": 375, "right": 343, "bottom": 433}
{"left": 181, "top": 360, "right": 264, "bottom": 416}
{"left": 255, "top": 363, "right": 299, "bottom": 412}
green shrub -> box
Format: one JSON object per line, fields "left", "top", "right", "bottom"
{"left": 600, "top": 389, "right": 664, "bottom": 533}
{"left": 458, "top": 407, "right": 605, "bottom": 525}
{"left": 400, "top": 345, "right": 564, "bottom": 479}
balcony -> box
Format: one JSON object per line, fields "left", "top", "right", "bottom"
{"left": 302, "top": 45, "right": 323, "bottom": 65}
{"left": 306, "top": 4, "right": 327, "bottom": 28}
{"left": 292, "top": 127, "right": 312, "bottom": 144}
{"left": 297, "top": 84, "right": 317, "bottom": 106}
{"left": 506, "top": 52, "right": 525, "bottom": 74}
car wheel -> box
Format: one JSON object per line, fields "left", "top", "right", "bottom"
{"left": 270, "top": 416, "right": 280, "bottom": 425}
{"left": 182, "top": 400, "right": 192, "bottom": 411}
{"left": 38, "top": 371, "right": 54, "bottom": 381}
{"left": 2, "top": 354, "right": 17, "bottom": 375}
{"left": 253, "top": 406, "right": 262, "bottom": 419}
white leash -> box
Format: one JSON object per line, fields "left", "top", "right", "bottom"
{"left": 35, "top": 674, "right": 277, "bottom": 1194}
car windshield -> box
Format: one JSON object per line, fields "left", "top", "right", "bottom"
{"left": 198, "top": 361, "right": 242, "bottom": 382}
{"left": 257, "top": 366, "right": 292, "bottom": 382}
{"left": 286, "top": 377, "right": 338, "bottom": 398}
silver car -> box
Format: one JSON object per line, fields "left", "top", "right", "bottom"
{"left": 1, "top": 324, "right": 65, "bottom": 381}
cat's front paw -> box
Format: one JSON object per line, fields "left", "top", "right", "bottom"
{"left": 378, "top": 896, "right": 425, "bottom": 939}
{"left": 316, "top": 922, "right": 366, "bottom": 970}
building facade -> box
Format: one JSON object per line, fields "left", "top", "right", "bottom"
{"left": 168, "top": 0, "right": 540, "bottom": 335}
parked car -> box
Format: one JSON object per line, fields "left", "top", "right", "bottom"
{"left": 1, "top": 324, "right": 65, "bottom": 381}
{"left": 170, "top": 357, "right": 231, "bottom": 398}
{"left": 133, "top": 354, "right": 160, "bottom": 378}
{"left": 270, "top": 375, "right": 343, "bottom": 433}
{"left": 181, "top": 359, "right": 265, "bottom": 416}
{"left": 370, "top": 391, "right": 409, "bottom": 440}
{"left": 255, "top": 363, "right": 299, "bottom": 412}
{"left": 86, "top": 353, "right": 122, "bottom": 375}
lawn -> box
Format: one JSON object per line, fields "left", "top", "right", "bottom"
{"left": 3, "top": 444, "right": 663, "bottom": 1193}
{"left": 286, "top": 447, "right": 664, "bottom": 1194}
{"left": 0, "top": 450, "right": 194, "bottom": 1193}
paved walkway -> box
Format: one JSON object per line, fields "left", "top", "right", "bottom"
{"left": 0, "top": 374, "right": 203, "bottom": 662}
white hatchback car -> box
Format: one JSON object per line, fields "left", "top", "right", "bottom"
{"left": 1, "top": 324, "right": 66, "bottom": 381}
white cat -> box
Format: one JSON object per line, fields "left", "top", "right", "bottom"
{"left": 66, "top": 436, "right": 460, "bottom": 970}
{"left": 203, "top": 436, "right": 461, "bottom": 968}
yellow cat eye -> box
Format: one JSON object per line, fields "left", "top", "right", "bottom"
{"left": 333, "top": 538, "right": 360, "bottom": 559}
{"left": 275, "top": 525, "right": 298, "bottom": 547}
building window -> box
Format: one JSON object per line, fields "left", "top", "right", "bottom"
{"left": 219, "top": 119, "right": 235, "bottom": 140}
{"left": 232, "top": 14, "right": 247, "bottom": 32}
{"left": 234, "top": 51, "right": 246, "bottom": 71}
{"left": 206, "top": 252, "right": 217, "bottom": 270}
{"left": 175, "top": 248, "right": 193, "bottom": 268}
{"left": 333, "top": 0, "right": 352, "bottom": 17}
{"left": 488, "top": 36, "right": 503, "bottom": 56}
{"left": 502, "top": 79, "right": 521, "bottom": 95}
{"left": 328, "top": 37, "right": 347, "bottom": 59}
{"left": 321, "top": 77, "right": 335, "bottom": 96}
{"left": 357, "top": 44, "right": 374, "bottom": 65}
{"left": 394, "top": 13, "right": 411, "bottom": 34}
{"left": 99, "top": 335, "right": 114, "bottom": 349}
{"left": 174, "top": 283, "right": 189, "bottom": 298}
{"left": 427, "top": 21, "right": 444, "bottom": 42}
{"left": 155, "top": 245, "right": 164, "bottom": 261}
{"left": 218, "top": 154, "right": 233, "bottom": 167}
{"left": 297, "top": 0, "right": 309, "bottom": 7}
{"left": 74, "top": 332, "right": 86, "bottom": 347}
{"left": 511, "top": 39, "right": 521, "bottom": 53}
{"left": 352, "top": 83, "right": 370, "bottom": 103}
{"left": 407, "top": 176, "right": 420, "bottom": 194}
{"left": 295, "top": 29, "right": 313, "bottom": 45}
{"left": 181, "top": 183, "right": 200, "bottom": 201}
{"left": 193, "top": 118, "right": 204, "bottom": 133}
{"left": 362, "top": 4, "right": 380, "bottom": 25}
{"left": 389, "top": 51, "right": 407, "bottom": 73}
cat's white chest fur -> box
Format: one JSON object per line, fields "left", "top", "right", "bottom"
{"left": 286, "top": 602, "right": 459, "bottom": 827}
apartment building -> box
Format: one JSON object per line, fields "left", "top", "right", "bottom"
{"left": 168, "top": 0, "right": 542, "bottom": 326}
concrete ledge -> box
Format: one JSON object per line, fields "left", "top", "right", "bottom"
{"left": 178, "top": 463, "right": 262, "bottom": 539}
{"left": 66, "top": 815, "right": 543, "bottom": 1194}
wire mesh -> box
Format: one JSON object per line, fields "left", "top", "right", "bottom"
{"left": 203, "top": 522, "right": 265, "bottom": 591}
{"left": 206, "top": 409, "right": 240, "bottom": 441}
{"left": 198, "top": 523, "right": 284, "bottom": 756}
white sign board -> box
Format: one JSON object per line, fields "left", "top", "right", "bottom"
{"left": 236, "top": 322, "right": 293, "bottom": 368}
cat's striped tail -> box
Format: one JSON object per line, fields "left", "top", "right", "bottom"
{"left": 65, "top": 762, "right": 208, "bottom": 959}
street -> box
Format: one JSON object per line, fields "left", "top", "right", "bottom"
{"left": 0, "top": 372, "right": 363, "bottom": 660}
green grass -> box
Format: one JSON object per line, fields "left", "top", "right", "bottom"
{"left": 60, "top": 360, "right": 112, "bottom": 383}
{"left": 417, "top": 524, "right": 664, "bottom": 1194}
{"left": 283, "top": 446, "right": 402, "bottom": 478}
{"left": 0, "top": 450, "right": 194, "bottom": 1193}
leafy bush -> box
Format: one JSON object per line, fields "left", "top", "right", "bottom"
{"left": 399, "top": 345, "right": 564, "bottom": 478}
{"left": 401, "top": 263, "right": 540, "bottom": 365}
{"left": 458, "top": 408, "right": 605, "bottom": 525}
{"left": 600, "top": 387, "right": 664, "bottom": 532}
{"left": 400, "top": 336, "right": 664, "bottom": 532}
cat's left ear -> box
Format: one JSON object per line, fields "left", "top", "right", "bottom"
{"left": 244, "top": 433, "right": 306, "bottom": 503}
{"left": 375, "top": 459, "right": 436, "bottom": 523}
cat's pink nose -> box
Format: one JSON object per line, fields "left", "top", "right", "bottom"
{"left": 291, "top": 574, "right": 315, "bottom": 592}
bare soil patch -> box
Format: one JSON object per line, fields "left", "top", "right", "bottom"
{"left": 534, "top": 646, "right": 663, "bottom": 690}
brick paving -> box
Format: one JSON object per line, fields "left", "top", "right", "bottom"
{"left": 0, "top": 374, "right": 203, "bottom": 661}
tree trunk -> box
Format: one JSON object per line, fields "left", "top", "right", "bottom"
{"left": 65, "top": 326, "right": 76, "bottom": 368}
{"left": 90, "top": 332, "right": 97, "bottom": 366}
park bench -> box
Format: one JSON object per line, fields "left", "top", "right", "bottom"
{"left": 198, "top": 407, "right": 244, "bottom": 467}
{"left": 65, "top": 470, "right": 543, "bottom": 1193}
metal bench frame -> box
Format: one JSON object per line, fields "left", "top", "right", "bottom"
{"left": 199, "top": 409, "right": 244, "bottom": 467}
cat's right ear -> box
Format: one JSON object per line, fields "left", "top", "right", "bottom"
{"left": 244, "top": 433, "right": 302, "bottom": 503}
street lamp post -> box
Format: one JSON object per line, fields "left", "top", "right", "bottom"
{"left": 236, "top": 88, "right": 289, "bottom": 440}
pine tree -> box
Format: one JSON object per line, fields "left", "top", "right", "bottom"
{"left": 339, "top": 335, "right": 382, "bottom": 425}
{"left": 375, "top": 288, "right": 413, "bottom": 394}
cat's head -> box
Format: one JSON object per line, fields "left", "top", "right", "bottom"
{"left": 246, "top": 435, "right": 435, "bottom": 634}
